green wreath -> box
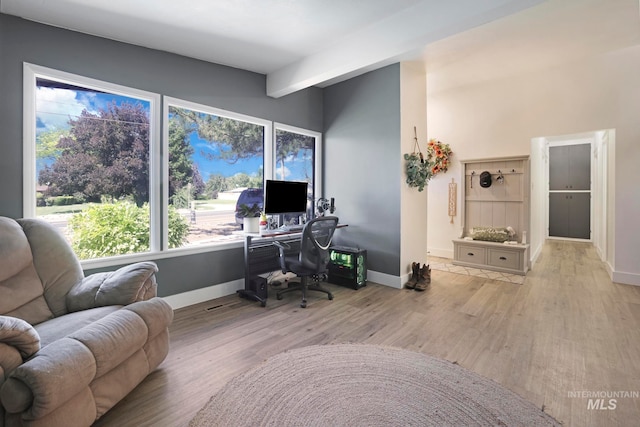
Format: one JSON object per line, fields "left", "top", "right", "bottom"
{"left": 404, "top": 152, "right": 432, "bottom": 192}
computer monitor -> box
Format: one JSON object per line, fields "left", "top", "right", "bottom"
{"left": 264, "top": 180, "right": 308, "bottom": 215}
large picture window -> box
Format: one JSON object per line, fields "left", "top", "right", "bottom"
{"left": 164, "top": 98, "right": 269, "bottom": 248}
{"left": 23, "top": 64, "right": 322, "bottom": 266}
{"left": 23, "top": 63, "right": 161, "bottom": 263}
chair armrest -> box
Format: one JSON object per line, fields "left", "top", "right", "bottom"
{"left": 0, "top": 316, "right": 40, "bottom": 359}
{"left": 272, "top": 241, "right": 290, "bottom": 273}
{"left": 66, "top": 261, "right": 159, "bottom": 312}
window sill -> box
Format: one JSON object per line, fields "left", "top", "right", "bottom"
{"left": 80, "top": 239, "right": 244, "bottom": 270}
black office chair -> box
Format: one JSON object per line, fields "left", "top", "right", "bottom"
{"left": 273, "top": 216, "right": 339, "bottom": 308}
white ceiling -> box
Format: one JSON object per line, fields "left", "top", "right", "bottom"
{"left": 2, "top": 0, "right": 639, "bottom": 97}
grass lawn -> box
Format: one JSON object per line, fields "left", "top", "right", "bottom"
{"left": 36, "top": 204, "right": 86, "bottom": 216}
{"left": 36, "top": 198, "right": 237, "bottom": 217}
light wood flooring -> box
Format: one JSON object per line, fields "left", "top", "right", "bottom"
{"left": 94, "top": 240, "right": 640, "bottom": 427}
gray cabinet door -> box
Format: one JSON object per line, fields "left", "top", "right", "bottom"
{"left": 549, "top": 146, "right": 569, "bottom": 191}
{"left": 549, "top": 144, "right": 591, "bottom": 190}
{"left": 568, "top": 144, "right": 591, "bottom": 190}
{"left": 549, "top": 192, "right": 590, "bottom": 239}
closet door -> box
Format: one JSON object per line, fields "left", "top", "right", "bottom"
{"left": 568, "top": 144, "right": 591, "bottom": 190}
{"left": 549, "top": 146, "right": 570, "bottom": 191}
{"left": 549, "top": 193, "right": 569, "bottom": 237}
{"left": 548, "top": 143, "right": 591, "bottom": 240}
{"left": 549, "top": 144, "right": 591, "bottom": 190}
{"left": 568, "top": 193, "right": 591, "bottom": 239}
{"left": 549, "top": 193, "right": 590, "bottom": 239}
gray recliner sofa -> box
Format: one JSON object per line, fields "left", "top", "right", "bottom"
{"left": 0, "top": 217, "right": 174, "bottom": 427}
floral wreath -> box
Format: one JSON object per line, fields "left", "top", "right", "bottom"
{"left": 427, "top": 139, "right": 452, "bottom": 176}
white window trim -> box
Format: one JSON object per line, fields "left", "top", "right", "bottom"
{"left": 273, "top": 122, "right": 323, "bottom": 199}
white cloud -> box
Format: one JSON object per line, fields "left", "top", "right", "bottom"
{"left": 36, "top": 87, "right": 88, "bottom": 131}
{"left": 275, "top": 165, "right": 291, "bottom": 179}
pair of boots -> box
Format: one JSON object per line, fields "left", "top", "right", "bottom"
{"left": 405, "top": 262, "right": 431, "bottom": 291}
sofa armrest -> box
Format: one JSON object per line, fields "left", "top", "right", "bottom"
{"left": 0, "top": 316, "right": 40, "bottom": 359}
{"left": 66, "top": 261, "right": 158, "bottom": 312}
{"left": 0, "top": 337, "right": 96, "bottom": 418}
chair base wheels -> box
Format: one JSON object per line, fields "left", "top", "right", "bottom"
{"left": 276, "top": 280, "right": 334, "bottom": 308}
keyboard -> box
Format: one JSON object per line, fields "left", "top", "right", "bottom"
{"left": 280, "top": 224, "right": 304, "bottom": 232}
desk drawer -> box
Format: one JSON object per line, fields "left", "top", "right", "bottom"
{"left": 488, "top": 248, "right": 521, "bottom": 270}
{"left": 456, "top": 245, "right": 486, "bottom": 264}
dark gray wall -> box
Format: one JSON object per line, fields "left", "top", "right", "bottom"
{"left": 0, "top": 13, "right": 322, "bottom": 296}
{"left": 323, "top": 64, "right": 402, "bottom": 276}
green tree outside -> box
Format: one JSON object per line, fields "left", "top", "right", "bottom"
{"left": 69, "top": 201, "right": 189, "bottom": 259}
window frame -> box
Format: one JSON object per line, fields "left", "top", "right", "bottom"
{"left": 162, "top": 97, "right": 272, "bottom": 252}
{"left": 273, "top": 122, "right": 323, "bottom": 204}
{"left": 24, "top": 63, "right": 162, "bottom": 268}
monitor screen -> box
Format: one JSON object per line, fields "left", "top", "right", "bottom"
{"left": 264, "top": 180, "right": 309, "bottom": 215}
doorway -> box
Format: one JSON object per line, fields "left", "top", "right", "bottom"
{"left": 529, "top": 130, "right": 614, "bottom": 267}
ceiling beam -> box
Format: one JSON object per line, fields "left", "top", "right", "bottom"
{"left": 266, "top": 0, "right": 546, "bottom": 98}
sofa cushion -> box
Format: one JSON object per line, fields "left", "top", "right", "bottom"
{"left": 0, "top": 264, "right": 54, "bottom": 326}
{"left": 0, "top": 218, "right": 33, "bottom": 282}
{"left": 0, "top": 218, "right": 56, "bottom": 325}
{"left": 34, "top": 306, "right": 121, "bottom": 348}
{"left": 18, "top": 219, "right": 85, "bottom": 317}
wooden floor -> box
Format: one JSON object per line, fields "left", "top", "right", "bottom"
{"left": 94, "top": 241, "right": 640, "bottom": 427}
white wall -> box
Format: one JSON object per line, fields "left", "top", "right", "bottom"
{"left": 426, "top": 45, "right": 640, "bottom": 285}
{"left": 400, "top": 62, "right": 429, "bottom": 284}
{"left": 529, "top": 137, "right": 547, "bottom": 263}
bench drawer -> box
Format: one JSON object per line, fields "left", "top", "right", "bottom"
{"left": 456, "top": 245, "right": 486, "bottom": 264}
{"left": 488, "top": 248, "right": 521, "bottom": 270}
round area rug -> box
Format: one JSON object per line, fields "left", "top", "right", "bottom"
{"left": 189, "top": 343, "right": 560, "bottom": 426}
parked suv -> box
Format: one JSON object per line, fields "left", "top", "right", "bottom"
{"left": 235, "top": 188, "right": 264, "bottom": 226}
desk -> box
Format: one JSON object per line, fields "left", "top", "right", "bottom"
{"left": 238, "top": 225, "right": 347, "bottom": 306}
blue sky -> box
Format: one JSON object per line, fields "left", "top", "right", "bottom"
{"left": 189, "top": 132, "right": 263, "bottom": 181}
{"left": 35, "top": 83, "right": 309, "bottom": 183}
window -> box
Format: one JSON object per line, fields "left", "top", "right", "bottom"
{"left": 23, "top": 64, "right": 322, "bottom": 266}
{"left": 164, "top": 98, "right": 270, "bottom": 248}
{"left": 274, "top": 124, "right": 322, "bottom": 218}
{"left": 24, "top": 63, "right": 161, "bottom": 263}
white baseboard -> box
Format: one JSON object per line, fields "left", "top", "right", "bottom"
{"left": 163, "top": 269, "right": 412, "bottom": 310}
{"left": 612, "top": 270, "right": 640, "bottom": 286}
{"left": 605, "top": 261, "right": 614, "bottom": 280}
{"left": 428, "top": 248, "right": 454, "bottom": 259}
{"left": 367, "top": 270, "right": 403, "bottom": 289}
{"left": 162, "top": 279, "right": 244, "bottom": 310}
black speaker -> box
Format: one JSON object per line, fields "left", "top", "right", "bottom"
{"left": 250, "top": 276, "right": 268, "bottom": 300}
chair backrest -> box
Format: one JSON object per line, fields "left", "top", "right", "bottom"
{"left": 299, "top": 216, "right": 339, "bottom": 272}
